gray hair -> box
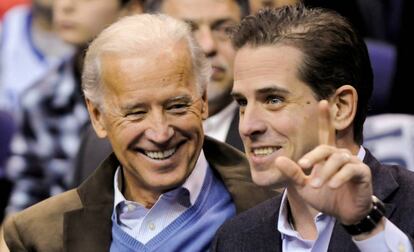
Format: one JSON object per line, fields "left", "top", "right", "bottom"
{"left": 82, "top": 13, "right": 211, "bottom": 107}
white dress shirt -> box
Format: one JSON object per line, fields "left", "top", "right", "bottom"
{"left": 203, "top": 102, "right": 237, "bottom": 142}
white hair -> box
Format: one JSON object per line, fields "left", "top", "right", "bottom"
{"left": 82, "top": 14, "right": 211, "bottom": 107}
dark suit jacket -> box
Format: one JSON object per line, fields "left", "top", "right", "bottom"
{"left": 71, "top": 110, "right": 244, "bottom": 188}
{"left": 4, "top": 137, "right": 275, "bottom": 252}
{"left": 211, "top": 150, "right": 414, "bottom": 251}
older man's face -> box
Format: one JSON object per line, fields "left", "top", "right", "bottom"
{"left": 88, "top": 41, "right": 208, "bottom": 198}
{"left": 161, "top": 0, "right": 241, "bottom": 116}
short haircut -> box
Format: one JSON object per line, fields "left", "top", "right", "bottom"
{"left": 144, "top": 0, "right": 250, "bottom": 17}
{"left": 82, "top": 14, "right": 210, "bottom": 109}
{"left": 231, "top": 4, "right": 373, "bottom": 144}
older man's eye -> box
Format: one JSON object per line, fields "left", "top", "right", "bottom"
{"left": 167, "top": 103, "right": 190, "bottom": 113}
{"left": 125, "top": 111, "right": 146, "bottom": 119}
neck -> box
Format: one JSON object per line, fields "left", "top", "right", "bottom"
{"left": 286, "top": 187, "right": 319, "bottom": 240}
{"left": 123, "top": 184, "right": 160, "bottom": 209}
{"left": 121, "top": 171, "right": 161, "bottom": 209}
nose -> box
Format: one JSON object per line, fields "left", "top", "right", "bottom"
{"left": 196, "top": 25, "right": 217, "bottom": 57}
{"left": 144, "top": 112, "right": 174, "bottom": 144}
{"left": 239, "top": 104, "right": 267, "bottom": 138}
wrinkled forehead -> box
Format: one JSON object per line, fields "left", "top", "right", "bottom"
{"left": 99, "top": 44, "right": 197, "bottom": 94}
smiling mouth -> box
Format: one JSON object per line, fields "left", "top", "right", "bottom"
{"left": 144, "top": 148, "right": 176, "bottom": 160}
{"left": 252, "top": 146, "right": 281, "bottom": 156}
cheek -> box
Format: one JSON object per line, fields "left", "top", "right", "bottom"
{"left": 107, "top": 121, "right": 142, "bottom": 149}
{"left": 217, "top": 42, "right": 236, "bottom": 65}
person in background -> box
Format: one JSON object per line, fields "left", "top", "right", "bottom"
{"left": 212, "top": 5, "right": 414, "bottom": 251}
{"left": 4, "top": 0, "right": 143, "bottom": 214}
{"left": 0, "top": 0, "right": 73, "bottom": 220}
{"left": 2, "top": 14, "right": 274, "bottom": 251}
{"left": 0, "top": 0, "right": 73, "bottom": 116}
{"left": 249, "top": 0, "right": 298, "bottom": 14}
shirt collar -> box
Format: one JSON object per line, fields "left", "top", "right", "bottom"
{"left": 203, "top": 102, "right": 237, "bottom": 137}
{"left": 113, "top": 149, "right": 208, "bottom": 212}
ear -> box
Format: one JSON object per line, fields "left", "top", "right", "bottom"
{"left": 86, "top": 98, "right": 108, "bottom": 138}
{"left": 200, "top": 90, "right": 209, "bottom": 120}
{"left": 119, "top": 0, "right": 144, "bottom": 17}
{"left": 329, "top": 85, "right": 357, "bottom": 131}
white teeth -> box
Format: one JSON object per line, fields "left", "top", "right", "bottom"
{"left": 145, "top": 148, "right": 176, "bottom": 160}
{"left": 253, "top": 147, "right": 279, "bottom": 156}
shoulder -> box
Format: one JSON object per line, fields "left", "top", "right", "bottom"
{"left": 372, "top": 163, "right": 414, "bottom": 233}
{"left": 374, "top": 162, "right": 414, "bottom": 196}
{"left": 3, "top": 189, "right": 82, "bottom": 250}
{"left": 218, "top": 196, "right": 280, "bottom": 234}
{"left": 212, "top": 196, "right": 282, "bottom": 251}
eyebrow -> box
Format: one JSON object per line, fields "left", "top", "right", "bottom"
{"left": 183, "top": 17, "right": 238, "bottom": 27}
{"left": 231, "top": 86, "right": 290, "bottom": 98}
{"left": 121, "top": 95, "right": 193, "bottom": 110}
{"left": 255, "top": 86, "right": 290, "bottom": 96}
{"left": 211, "top": 18, "right": 238, "bottom": 28}
{"left": 165, "top": 95, "right": 193, "bottom": 104}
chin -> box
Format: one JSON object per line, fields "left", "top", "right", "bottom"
{"left": 251, "top": 169, "right": 285, "bottom": 188}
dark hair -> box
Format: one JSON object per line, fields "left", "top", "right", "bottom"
{"left": 144, "top": 0, "right": 250, "bottom": 17}
{"left": 120, "top": 0, "right": 143, "bottom": 6}
{"left": 231, "top": 4, "right": 373, "bottom": 144}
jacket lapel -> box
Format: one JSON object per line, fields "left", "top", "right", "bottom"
{"left": 203, "top": 136, "right": 276, "bottom": 213}
{"left": 63, "top": 153, "right": 119, "bottom": 251}
{"left": 64, "top": 205, "right": 113, "bottom": 251}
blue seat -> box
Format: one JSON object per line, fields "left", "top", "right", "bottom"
{"left": 363, "top": 114, "right": 414, "bottom": 171}
{"left": 365, "top": 39, "right": 397, "bottom": 114}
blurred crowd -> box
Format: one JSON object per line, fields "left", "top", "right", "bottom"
{"left": 1, "top": 0, "right": 413, "bottom": 223}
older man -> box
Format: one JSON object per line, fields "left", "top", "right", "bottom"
{"left": 212, "top": 5, "right": 414, "bottom": 252}
{"left": 2, "top": 14, "right": 274, "bottom": 251}
{"left": 72, "top": 0, "right": 251, "bottom": 187}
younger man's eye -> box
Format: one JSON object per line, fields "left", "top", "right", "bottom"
{"left": 266, "top": 96, "right": 283, "bottom": 105}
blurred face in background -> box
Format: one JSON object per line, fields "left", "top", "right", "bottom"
{"left": 161, "top": 0, "right": 242, "bottom": 116}
{"left": 32, "top": 0, "right": 54, "bottom": 25}
{"left": 249, "top": 0, "right": 298, "bottom": 14}
{"left": 54, "top": 0, "right": 143, "bottom": 46}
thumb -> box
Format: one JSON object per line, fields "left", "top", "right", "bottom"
{"left": 275, "top": 156, "right": 307, "bottom": 186}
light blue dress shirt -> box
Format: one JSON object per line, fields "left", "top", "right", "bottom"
{"left": 112, "top": 150, "right": 208, "bottom": 244}
{"left": 278, "top": 147, "right": 413, "bottom": 252}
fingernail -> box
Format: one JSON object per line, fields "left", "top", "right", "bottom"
{"left": 311, "top": 178, "right": 321, "bottom": 187}
{"left": 299, "top": 158, "right": 310, "bottom": 168}
{"left": 329, "top": 180, "right": 339, "bottom": 188}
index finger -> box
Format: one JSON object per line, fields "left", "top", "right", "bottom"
{"left": 318, "top": 100, "right": 335, "bottom": 146}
